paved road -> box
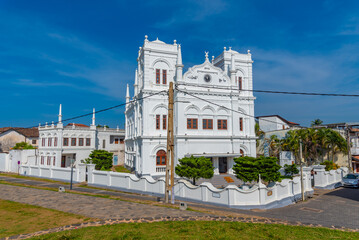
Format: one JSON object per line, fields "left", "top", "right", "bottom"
{"left": 0, "top": 184, "right": 206, "bottom": 220}
{"left": 247, "top": 187, "right": 359, "bottom": 229}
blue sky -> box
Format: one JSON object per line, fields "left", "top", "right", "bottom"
{"left": 1, "top": 0, "right": 359, "bottom": 128}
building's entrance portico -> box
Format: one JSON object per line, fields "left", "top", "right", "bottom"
{"left": 219, "top": 157, "right": 228, "bottom": 174}
{"left": 61, "top": 154, "right": 76, "bottom": 168}
{"left": 185, "top": 153, "right": 242, "bottom": 175}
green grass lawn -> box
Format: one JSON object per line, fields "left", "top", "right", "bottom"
{"left": 0, "top": 199, "right": 94, "bottom": 238}
{"left": 0, "top": 173, "right": 70, "bottom": 184}
{"left": 31, "top": 221, "right": 359, "bottom": 240}
{"left": 114, "top": 165, "right": 131, "bottom": 173}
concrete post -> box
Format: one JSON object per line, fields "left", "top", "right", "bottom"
{"left": 86, "top": 164, "right": 96, "bottom": 184}
{"left": 312, "top": 165, "right": 326, "bottom": 188}
{"left": 302, "top": 167, "right": 312, "bottom": 192}
{"left": 77, "top": 163, "right": 86, "bottom": 182}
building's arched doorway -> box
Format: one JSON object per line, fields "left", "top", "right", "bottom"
{"left": 240, "top": 149, "right": 244, "bottom": 157}
{"left": 156, "top": 150, "right": 166, "bottom": 166}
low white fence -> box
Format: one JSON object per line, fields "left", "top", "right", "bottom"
{"left": 312, "top": 165, "right": 348, "bottom": 189}
{"left": 20, "top": 164, "right": 87, "bottom": 183}
{"left": 87, "top": 164, "right": 313, "bottom": 209}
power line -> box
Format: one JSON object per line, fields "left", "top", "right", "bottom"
{"left": 175, "top": 87, "right": 305, "bottom": 127}
{"left": 176, "top": 82, "right": 359, "bottom": 97}
{"left": 27, "top": 90, "right": 167, "bottom": 129}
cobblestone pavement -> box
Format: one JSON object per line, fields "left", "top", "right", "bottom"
{"left": 0, "top": 184, "right": 205, "bottom": 220}
{"left": 1, "top": 175, "right": 358, "bottom": 233}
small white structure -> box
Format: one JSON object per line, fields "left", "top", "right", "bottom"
{"left": 37, "top": 105, "right": 125, "bottom": 168}
{"left": 257, "top": 115, "right": 299, "bottom": 133}
{"left": 279, "top": 151, "right": 295, "bottom": 167}
{"left": 125, "top": 37, "right": 256, "bottom": 176}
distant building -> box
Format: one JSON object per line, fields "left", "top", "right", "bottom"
{"left": 256, "top": 115, "right": 300, "bottom": 133}
{"left": 320, "top": 122, "right": 359, "bottom": 172}
{"left": 125, "top": 36, "right": 256, "bottom": 176}
{"left": 37, "top": 105, "right": 125, "bottom": 168}
{"left": 0, "top": 127, "right": 38, "bottom": 153}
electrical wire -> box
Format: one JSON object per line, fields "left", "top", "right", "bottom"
{"left": 176, "top": 82, "right": 359, "bottom": 97}
{"left": 26, "top": 90, "right": 167, "bottom": 129}
{"left": 175, "top": 87, "right": 305, "bottom": 127}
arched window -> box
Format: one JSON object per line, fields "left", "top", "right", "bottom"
{"left": 240, "top": 149, "right": 244, "bottom": 157}
{"left": 156, "top": 150, "right": 166, "bottom": 166}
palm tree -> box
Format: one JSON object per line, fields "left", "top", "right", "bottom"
{"left": 311, "top": 119, "right": 323, "bottom": 127}
{"left": 265, "top": 135, "right": 282, "bottom": 158}
{"left": 324, "top": 129, "right": 347, "bottom": 162}
{"left": 255, "top": 122, "right": 264, "bottom": 147}
{"left": 282, "top": 130, "right": 301, "bottom": 164}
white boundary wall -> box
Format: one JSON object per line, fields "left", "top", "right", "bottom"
{"left": 312, "top": 165, "right": 348, "bottom": 189}
{"left": 20, "top": 163, "right": 351, "bottom": 209}
{"left": 20, "top": 164, "right": 87, "bottom": 183}
{"left": 87, "top": 164, "right": 313, "bottom": 209}
{"left": 0, "top": 153, "right": 8, "bottom": 172}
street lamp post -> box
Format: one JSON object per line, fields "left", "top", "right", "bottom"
{"left": 70, "top": 158, "right": 74, "bottom": 190}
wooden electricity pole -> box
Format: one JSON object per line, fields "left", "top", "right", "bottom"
{"left": 299, "top": 140, "right": 305, "bottom": 201}
{"left": 165, "top": 82, "right": 175, "bottom": 204}
{"left": 345, "top": 124, "right": 353, "bottom": 173}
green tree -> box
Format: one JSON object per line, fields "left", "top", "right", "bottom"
{"left": 320, "top": 160, "right": 340, "bottom": 171}
{"left": 257, "top": 156, "right": 281, "bottom": 182}
{"left": 311, "top": 119, "right": 323, "bottom": 127}
{"left": 284, "top": 163, "right": 299, "bottom": 176}
{"left": 281, "top": 128, "right": 347, "bottom": 165}
{"left": 324, "top": 129, "right": 347, "bottom": 162}
{"left": 265, "top": 135, "right": 282, "bottom": 158}
{"left": 175, "top": 156, "right": 214, "bottom": 185}
{"left": 232, "top": 156, "right": 258, "bottom": 182}
{"left": 255, "top": 122, "right": 264, "bottom": 147}
{"left": 85, "top": 150, "right": 113, "bottom": 170}
{"left": 12, "top": 142, "right": 35, "bottom": 150}
{"left": 233, "top": 156, "right": 281, "bottom": 183}
{"left": 96, "top": 124, "right": 109, "bottom": 128}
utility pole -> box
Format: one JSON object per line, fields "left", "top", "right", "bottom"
{"left": 299, "top": 140, "right": 305, "bottom": 201}
{"left": 345, "top": 124, "right": 353, "bottom": 173}
{"left": 165, "top": 82, "right": 175, "bottom": 204}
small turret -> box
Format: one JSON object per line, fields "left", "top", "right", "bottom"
{"left": 134, "top": 69, "right": 138, "bottom": 96}
{"left": 230, "top": 54, "right": 236, "bottom": 83}
{"left": 91, "top": 108, "right": 96, "bottom": 129}
{"left": 126, "top": 84, "right": 130, "bottom": 109}
{"left": 176, "top": 44, "right": 184, "bottom": 82}
{"left": 57, "top": 104, "right": 63, "bottom": 128}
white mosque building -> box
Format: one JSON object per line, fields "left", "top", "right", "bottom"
{"left": 125, "top": 36, "right": 256, "bottom": 176}
{"left": 37, "top": 105, "right": 125, "bottom": 168}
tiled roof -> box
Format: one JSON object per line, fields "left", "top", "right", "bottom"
{"left": 0, "top": 127, "right": 39, "bottom": 137}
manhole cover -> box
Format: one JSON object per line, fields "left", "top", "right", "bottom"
{"left": 300, "top": 207, "right": 323, "bottom": 213}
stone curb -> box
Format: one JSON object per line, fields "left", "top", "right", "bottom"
{"left": 3, "top": 215, "right": 358, "bottom": 240}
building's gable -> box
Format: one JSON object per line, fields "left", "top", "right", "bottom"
{"left": 182, "top": 60, "right": 230, "bottom": 87}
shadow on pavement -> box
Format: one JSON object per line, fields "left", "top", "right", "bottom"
{"left": 324, "top": 187, "right": 359, "bottom": 201}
